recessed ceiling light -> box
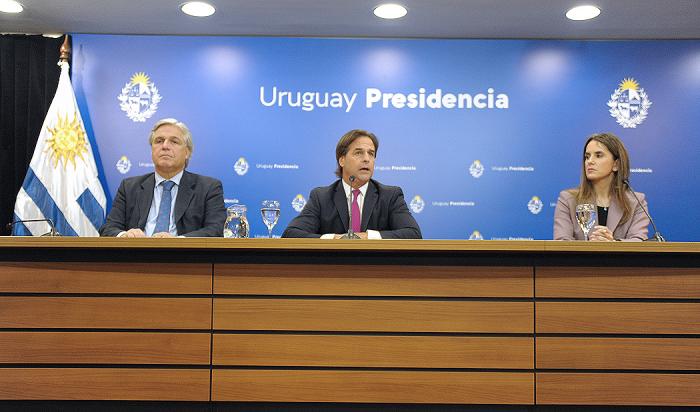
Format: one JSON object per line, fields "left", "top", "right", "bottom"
{"left": 374, "top": 3, "right": 407, "bottom": 20}
{"left": 42, "top": 33, "right": 64, "bottom": 38}
{"left": 180, "top": 1, "right": 215, "bottom": 17}
{"left": 566, "top": 5, "right": 601, "bottom": 21}
{"left": 0, "top": 0, "right": 24, "bottom": 14}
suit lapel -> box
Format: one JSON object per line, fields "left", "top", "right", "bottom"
{"left": 174, "top": 171, "right": 194, "bottom": 225}
{"left": 606, "top": 197, "right": 623, "bottom": 233}
{"left": 137, "top": 174, "right": 155, "bottom": 229}
{"left": 332, "top": 181, "right": 349, "bottom": 231}
{"left": 361, "top": 180, "right": 378, "bottom": 231}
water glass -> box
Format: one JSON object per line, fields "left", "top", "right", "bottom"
{"left": 260, "top": 200, "right": 280, "bottom": 238}
{"left": 575, "top": 203, "right": 597, "bottom": 241}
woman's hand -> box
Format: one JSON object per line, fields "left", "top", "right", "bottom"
{"left": 589, "top": 225, "right": 615, "bottom": 241}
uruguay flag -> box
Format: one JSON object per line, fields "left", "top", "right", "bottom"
{"left": 12, "top": 61, "right": 106, "bottom": 236}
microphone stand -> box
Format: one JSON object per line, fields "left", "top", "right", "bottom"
{"left": 339, "top": 176, "right": 361, "bottom": 240}
{"left": 624, "top": 179, "right": 665, "bottom": 242}
{"left": 7, "top": 218, "right": 62, "bottom": 237}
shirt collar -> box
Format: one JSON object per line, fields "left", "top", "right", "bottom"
{"left": 154, "top": 170, "right": 184, "bottom": 187}
{"left": 342, "top": 179, "right": 369, "bottom": 198}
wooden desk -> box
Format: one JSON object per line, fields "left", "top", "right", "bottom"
{"left": 0, "top": 238, "right": 698, "bottom": 405}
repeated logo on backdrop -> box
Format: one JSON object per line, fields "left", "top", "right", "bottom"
{"left": 291, "top": 194, "right": 307, "bottom": 212}
{"left": 409, "top": 195, "right": 425, "bottom": 214}
{"left": 528, "top": 196, "right": 543, "bottom": 215}
{"left": 115, "top": 156, "right": 131, "bottom": 174}
{"left": 118, "top": 72, "right": 162, "bottom": 122}
{"left": 234, "top": 157, "right": 249, "bottom": 176}
{"left": 468, "top": 230, "right": 484, "bottom": 240}
{"left": 607, "top": 78, "right": 652, "bottom": 128}
{"left": 469, "top": 160, "right": 484, "bottom": 178}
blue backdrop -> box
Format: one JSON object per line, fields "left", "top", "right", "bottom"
{"left": 71, "top": 35, "right": 700, "bottom": 240}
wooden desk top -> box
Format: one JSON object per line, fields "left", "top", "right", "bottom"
{"left": 0, "top": 237, "right": 698, "bottom": 254}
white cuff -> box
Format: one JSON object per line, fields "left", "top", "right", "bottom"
{"left": 367, "top": 230, "right": 382, "bottom": 239}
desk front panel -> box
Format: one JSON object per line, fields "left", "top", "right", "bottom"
{"left": 536, "top": 266, "right": 700, "bottom": 406}
{"left": 0, "top": 262, "right": 212, "bottom": 401}
{"left": 212, "top": 263, "right": 534, "bottom": 404}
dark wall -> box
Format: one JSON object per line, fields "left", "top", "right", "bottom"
{"left": 0, "top": 35, "right": 62, "bottom": 235}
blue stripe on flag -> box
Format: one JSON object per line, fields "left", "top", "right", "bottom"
{"left": 77, "top": 188, "right": 105, "bottom": 230}
{"left": 22, "top": 168, "right": 79, "bottom": 237}
{"left": 11, "top": 213, "right": 32, "bottom": 236}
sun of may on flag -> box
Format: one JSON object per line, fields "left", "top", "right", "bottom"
{"left": 12, "top": 60, "right": 107, "bottom": 236}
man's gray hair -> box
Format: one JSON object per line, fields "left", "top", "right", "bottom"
{"left": 148, "top": 118, "right": 193, "bottom": 168}
{"left": 149, "top": 118, "right": 194, "bottom": 153}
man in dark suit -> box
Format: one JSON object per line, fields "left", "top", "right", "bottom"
{"left": 99, "top": 118, "right": 225, "bottom": 238}
{"left": 282, "top": 129, "right": 421, "bottom": 239}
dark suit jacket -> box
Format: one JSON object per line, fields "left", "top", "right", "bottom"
{"left": 553, "top": 189, "right": 649, "bottom": 241}
{"left": 282, "top": 179, "right": 422, "bottom": 239}
{"left": 99, "top": 170, "right": 226, "bottom": 237}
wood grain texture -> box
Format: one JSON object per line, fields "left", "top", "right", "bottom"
{"left": 212, "top": 370, "right": 534, "bottom": 404}
{"left": 1, "top": 236, "right": 698, "bottom": 254}
{"left": 537, "top": 337, "right": 700, "bottom": 370}
{"left": 541, "top": 241, "right": 700, "bottom": 254}
{"left": 536, "top": 266, "right": 700, "bottom": 298}
{"left": 0, "top": 368, "right": 210, "bottom": 400}
{"left": 0, "top": 332, "right": 210, "bottom": 364}
{"left": 214, "top": 264, "right": 532, "bottom": 297}
{"left": 537, "top": 373, "right": 700, "bottom": 406}
{"left": 536, "top": 302, "right": 700, "bottom": 334}
{"left": 0, "top": 297, "right": 211, "bottom": 329}
{"left": 214, "top": 299, "right": 533, "bottom": 333}
{"left": 213, "top": 334, "right": 533, "bottom": 368}
{"left": 0, "top": 262, "right": 211, "bottom": 294}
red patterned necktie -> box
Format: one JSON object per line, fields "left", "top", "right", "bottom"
{"left": 351, "top": 189, "right": 361, "bottom": 233}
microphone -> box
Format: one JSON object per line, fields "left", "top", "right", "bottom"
{"left": 623, "top": 179, "right": 665, "bottom": 242}
{"left": 7, "top": 218, "right": 62, "bottom": 237}
{"left": 339, "top": 175, "right": 360, "bottom": 240}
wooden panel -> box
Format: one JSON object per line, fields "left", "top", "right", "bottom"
{"left": 536, "top": 302, "right": 700, "bottom": 334}
{"left": 213, "top": 334, "right": 533, "bottom": 368}
{"left": 0, "top": 297, "right": 211, "bottom": 329}
{"left": 214, "top": 264, "right": 532, "bottom": 297}
{"left": 0, "top": 262, "right": 211, "bottom": 294}
{"left": 0, "top": 332, "right": 210, "bottom": 364}
{"left": 537, "top": 266, "right": 700, "bottom": 298}
{"left": 537, "top": 373, "right": 700, "bottom": 406}
{"left": 0, "top": 368, "right": 210, "bottom": 400}
{"left": 213, "top": 370, "right": 533, "bottom": 404}
{"left": 537, "top": 337, "right": 700, "bottom": 370}
{"left": 214, "top": 299, "right": 533, "bottom": 333}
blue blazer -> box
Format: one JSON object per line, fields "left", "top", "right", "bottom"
{"left": 282, "top": 179, "right": 422, "bottom": 239}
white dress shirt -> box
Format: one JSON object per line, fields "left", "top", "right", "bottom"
{"left": 320, "top": 180, "right": 381, "bottom": 239}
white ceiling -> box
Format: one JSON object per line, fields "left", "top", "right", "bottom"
{"left": 2, "top": 0, "right": 700, "bottom": 39}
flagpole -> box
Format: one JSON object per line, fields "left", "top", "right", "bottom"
{"left": 59, "top": 35, "right": 70, "bottom": 62}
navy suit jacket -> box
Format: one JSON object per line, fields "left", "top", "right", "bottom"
{"left": 99, "top": 170, "right": 226, "bottom": 237}
{"left": 282, "top": 179, "right": 422, "bottom": 239}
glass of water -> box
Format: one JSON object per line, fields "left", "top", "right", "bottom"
{"left": 575, "top": 203, "right": 597, "bottom": 241}
{"left": 260, "top": 200, "right": 280, "bottom": 238}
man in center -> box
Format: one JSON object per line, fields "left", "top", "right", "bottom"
{"left": 282, "top": 129, "right": 422, "bottom": 239}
